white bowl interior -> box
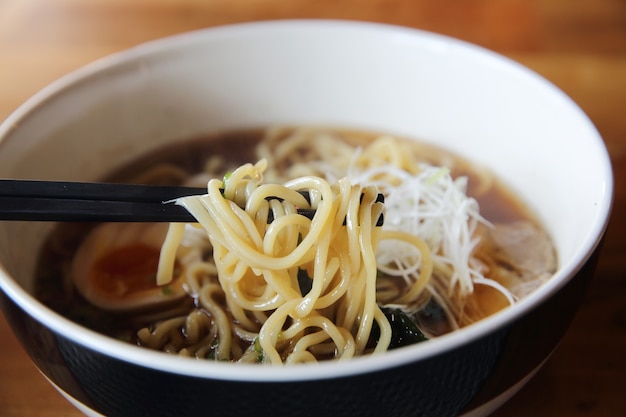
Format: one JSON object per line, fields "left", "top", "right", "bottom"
{"left": 0, "top": 20, "right": 612, "bottom": 379}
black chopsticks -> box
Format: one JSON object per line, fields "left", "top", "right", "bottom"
{"left": 0, "top": 179, "right": 384, "bottom": 225}
{"left": 0, "top": 179, "right": 205, "bottom": 222}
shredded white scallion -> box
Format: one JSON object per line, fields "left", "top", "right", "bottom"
{"left": 349, "top": 161, "right": 506, "bottom": 304}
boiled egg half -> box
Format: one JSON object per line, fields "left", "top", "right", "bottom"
{"left": 71, "top": 222, "right": 197, "bottom": 312}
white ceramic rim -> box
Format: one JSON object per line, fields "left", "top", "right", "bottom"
{"left": 0, "top": 20, "right": 614, "bottom": 382}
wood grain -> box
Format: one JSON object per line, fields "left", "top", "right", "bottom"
{"left": 1, "top": 1, "right": 625, "bottom": 415}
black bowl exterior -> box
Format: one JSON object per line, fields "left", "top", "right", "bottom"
{"left": 0, "top": 248, "right": 599, "bottom": 417}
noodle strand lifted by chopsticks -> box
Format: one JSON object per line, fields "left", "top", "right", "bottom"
{"left": 153, "top": 160, "right": 421, "bottom": 364}
{"left": 137, "top": 128, "right": 522, "bottom": 363}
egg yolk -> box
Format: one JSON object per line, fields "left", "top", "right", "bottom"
{"left": 91, "top": 244, "right": 167, "bottom": 298}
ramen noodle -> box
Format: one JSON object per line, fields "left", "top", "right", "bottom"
{"left": 35, "top": 127, "right": 557, "bottom": 364}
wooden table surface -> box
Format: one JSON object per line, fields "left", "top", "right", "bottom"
{"left": 0, "top": 1, "right": 624, "bottom": 416}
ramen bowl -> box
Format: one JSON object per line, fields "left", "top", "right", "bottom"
{"left": 0, "top": 20, "right": 612, "bottom": 417}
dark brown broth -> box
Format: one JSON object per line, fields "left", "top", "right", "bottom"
{"left": 34, "top": 128, "right": 540, "bottom": 342}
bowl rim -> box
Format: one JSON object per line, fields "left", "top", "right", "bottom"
{"left": 0, "top": 19, "right": 614, "bottom": 382}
